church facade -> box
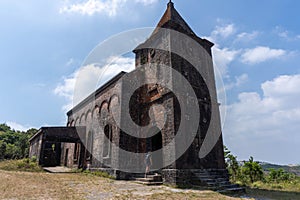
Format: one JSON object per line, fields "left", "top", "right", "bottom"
{"left": 30, "top": 2, "right": 228, "bottom": 186}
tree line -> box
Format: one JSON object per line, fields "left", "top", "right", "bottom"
{"left": 224, "top": 146, "right": 297, "bottom": 185}
{"left": 0, "top": 123, "right": 37, "bottom": 160}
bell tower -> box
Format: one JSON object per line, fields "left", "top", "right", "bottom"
{"left": 132, "top": 1, "right": 227, "bottom": 186}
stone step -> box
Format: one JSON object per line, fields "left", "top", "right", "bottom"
{"left": 130, "top": 172, "right": 159, "bottom": 179}
{"left": 193, "top": 173, "right": 229, "bottom": 178}
{"left": 134, "top": 181, "right": 163, "bottom": 186}
{"left": 135, "top": 176, "right": 162, "bottom": 182}
{"left": 217, "top": 187, "right": 246, "bottom": 194}
{"left": 193, "top": 171, "right": 228, "bottom": 175}
{"left": 192, "top": 177, "right": 229, "bottom": 181}
{"left": 134, "top": 173, "right": 162, "bottom": 184}
{"left": 193, "top": 170, "right": 229, "bottom": 174}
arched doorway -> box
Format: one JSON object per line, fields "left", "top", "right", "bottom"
{"left": 150, "top": 131, "right": 163, "bottom": 170}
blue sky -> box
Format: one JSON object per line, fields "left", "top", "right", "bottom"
{"left": 1, "top": 0, "right": 300, "bottom": 165}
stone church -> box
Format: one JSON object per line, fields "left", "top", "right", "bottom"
{"left": 30, "top": 1, "right": 233, "bottom": 188}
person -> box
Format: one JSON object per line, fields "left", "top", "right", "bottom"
{"left": 144, "top": 152, "right": 152, "bottom": 178}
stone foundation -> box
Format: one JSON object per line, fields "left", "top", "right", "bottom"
{"left": 162, "top": 169, "right": 230, "bottom": 186}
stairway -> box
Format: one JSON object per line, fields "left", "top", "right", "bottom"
{"left": 134, "top": 173, "right": 163, "bottom": 186}
{"left": 190, "top": 169, "right": 245, "bottom": 193}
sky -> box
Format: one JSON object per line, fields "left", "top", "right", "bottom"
{"left": 0, "top": 0, "right": 300, "bottom": 165}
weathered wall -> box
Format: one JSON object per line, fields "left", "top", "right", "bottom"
{"left": 65, "top": 73, "right": 124, "bottom": 170}
{"left": 29, "top": 133, "right": 43, "bottom": 163}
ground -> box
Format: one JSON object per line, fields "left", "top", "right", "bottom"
{"left": 0, "top": 170, "right": 244, "bottom": 200}
{"left": 1, "top": 170, "right": 300, "bottom": 200}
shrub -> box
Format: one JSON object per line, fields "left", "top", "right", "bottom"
{"left": 241, "top": 156, "right": 264, "bottom": 184}
{"left": 0, "top": 159, "right": 42, "bottom": 172}
{"left": 267, "top": 168, "right": 296, "bottom": 183}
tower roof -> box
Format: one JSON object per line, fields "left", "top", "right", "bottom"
{"left": 154, "top": 1, "right": 195, "bottom": 36}
{"left": 134, "top": 1, "right": 214, "bottom": 53}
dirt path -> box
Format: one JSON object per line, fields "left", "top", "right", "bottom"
{"left": 0, "top": 170, "right": 246, "bottom": 200}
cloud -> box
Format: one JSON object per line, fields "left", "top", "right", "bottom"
{"left": 275, "top": 26, "right": 300, "bottom": 41}
{"left": 135, "top": 0, "right": 158, "bottom": 5}
{"left": 241, "top": 46, "right": 286, "bottom": 64}
{"left": 236, "top": 31, "right": 259, "bottom": 41}
{"left": 54, "top": 56, "right": 135, "bottom": 112}
{"left": 59, "top": 0, "right": 126, "bottom": 16}
{"left": 225, "top": 73, "right": 248, "bottom": 90}
{"left": 5, "top": 121, "right": 33, "bottom": 132}
{"left": 211, "top": 24, "right": 236, "bottom": 40}
{"left": 59, "top": 0, "right": 158, "bottom": 16}
{"left": 212, "top": 46, "right": 240, "bottom": 77}
{"left": 224, "top": 74, "right": 300, "bottom": 164}
{"left": 66, "top": 58, "right": 75, "bottom": 67}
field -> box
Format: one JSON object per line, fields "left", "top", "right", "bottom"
{"left": 0, "top": 169, "right": 244, "bottom": 200}
{"left": 0, "top": 160, "right": 299, "bottom": 200}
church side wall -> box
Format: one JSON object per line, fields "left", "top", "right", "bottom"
{"left": 65, "top": 80, "right": 122, "bottom": 170}
{"left": 170, "top": 31, "right": 226, "bottom": 169}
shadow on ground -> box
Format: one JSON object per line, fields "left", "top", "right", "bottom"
{"left": 221, "top": 187, "right": 300, "bottom": 200}
{"left": 242, "top": 187, "right": 300, "bottom": 200}
{"left": 176, "top": 185, "right": 300, "bottom": 200}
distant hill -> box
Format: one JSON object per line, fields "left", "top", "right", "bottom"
{"left": 259, "top": 162, "right": 300, "bottom": 176}
{"left": 237, "top": 161, "right": 300, "bottom": 176}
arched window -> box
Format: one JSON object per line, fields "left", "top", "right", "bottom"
{"left": 86, "top": 131, "right": 93, "bottom": 161}
{"left": 103, "top": 125, "right": 112, "bottom": 158}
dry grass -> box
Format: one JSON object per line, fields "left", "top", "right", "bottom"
{"left": 0, "top": 170, "right": 245, "bottom": 200}
{"left": 246, "top": 188, "right": 300, "bottom": 200}
{"left": 2, "top": 167, "right": 299, "bottom": 200}
{"left": 0, "top": 170, "right": 83, "bottom": 199}
{"left": 0, "top": 159, "right": 43, "bottom": 172}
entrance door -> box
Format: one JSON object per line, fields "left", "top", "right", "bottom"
{"left": 151, "top": 132, "right": 163, "bottom": 170}
{"left": 64, "top": 149, "right": 69, "bottom": 167}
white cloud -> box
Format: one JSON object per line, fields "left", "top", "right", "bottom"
{"left": 59, "top": 0, "right": 125, "bottom": 16}
{"left": 224, "top": 74, "right": 300, "bottom": 164}
{"left": 6, "top": 121, "right": 32, "bottom": 132}
{"left": 60, "top": 0, "right": 158, "bottom": 16}
{"left": 211, "top": 24, "right": 236, "bottom": 40}
{"left": 212, "top": 46, "right": 240, "bottom": 77}
{"left": 66, "top": 58, "right": 75, "bottom": 67}
{"left": 236, "top": 31, "right": 259, "bottom": 41}
{"left": 275, "top": 26, "right": 300, "bottom": 41}
{"left": 225, "top": 73, "right": 248, "bottom": 90}
{"left": 241, "top": 46, "right": 286, "bottom": 64}
{"left": 135, "top": 0, "right": 158, "bottom": 5}
{"left": 278, "top": 30, "right": 289, "bottom": 39}
{"left": 54, "top": 56, "right": 135, "bottom": 112}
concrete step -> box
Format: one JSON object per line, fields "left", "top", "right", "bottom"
{"left": 217, "top": 187, "right": 246, "bottom": 194}
{"left": 133, "top": 173, "right": 162, "bottom": 185}
{"left": 193, "top": 172, "right": 227, "bottom": 175}
{"left": 134, "top": 181, "right": 163, "bottom": 186}
{"left": 43, "top": 166, "right": 73, "bottom": 173}
{"left": 193, "top": 174, "right": 229, "bottom": 179}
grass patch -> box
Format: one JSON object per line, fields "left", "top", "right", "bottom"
{"left": 72, "top": 169, "right": 115, "bottom": 179}
{"left": 0, "top": 158, "right": 43, "bottom": 172}
{"left": 246, "top": 188, "right": 300, "bottom": 200}
{"left": 247, "top": 177, "right": 300, "bottom": 193}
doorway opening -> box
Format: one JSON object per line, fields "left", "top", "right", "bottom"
{"left": 150, "top": 131, "right": 163, "bottom": 170}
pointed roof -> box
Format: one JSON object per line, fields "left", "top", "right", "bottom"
{"left": 154, "top": 1, "right": 195, "bottom": 36}
{"left": 134, "top": 1, "right": 214, "bottom": 53}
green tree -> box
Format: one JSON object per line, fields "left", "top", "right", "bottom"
{"left": 267, "top": 168, "right": 296, "bottom": 183}
{"left": 241, "top": 156, "right": 264, "bottom": 183}
{"left": 0, "top": 141, "right": 6, "bottom": 160}
{"left": 0, "top": 123, "right": 11, "bottom": 132}
{"left": 25, "top": 128, "right": 38, "bottom": 138}
{"left": 0, "top": 123, "right": 37, "bottom": 159}
{"left": 224, "top": 146, "right": 240, "bottom": 182}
